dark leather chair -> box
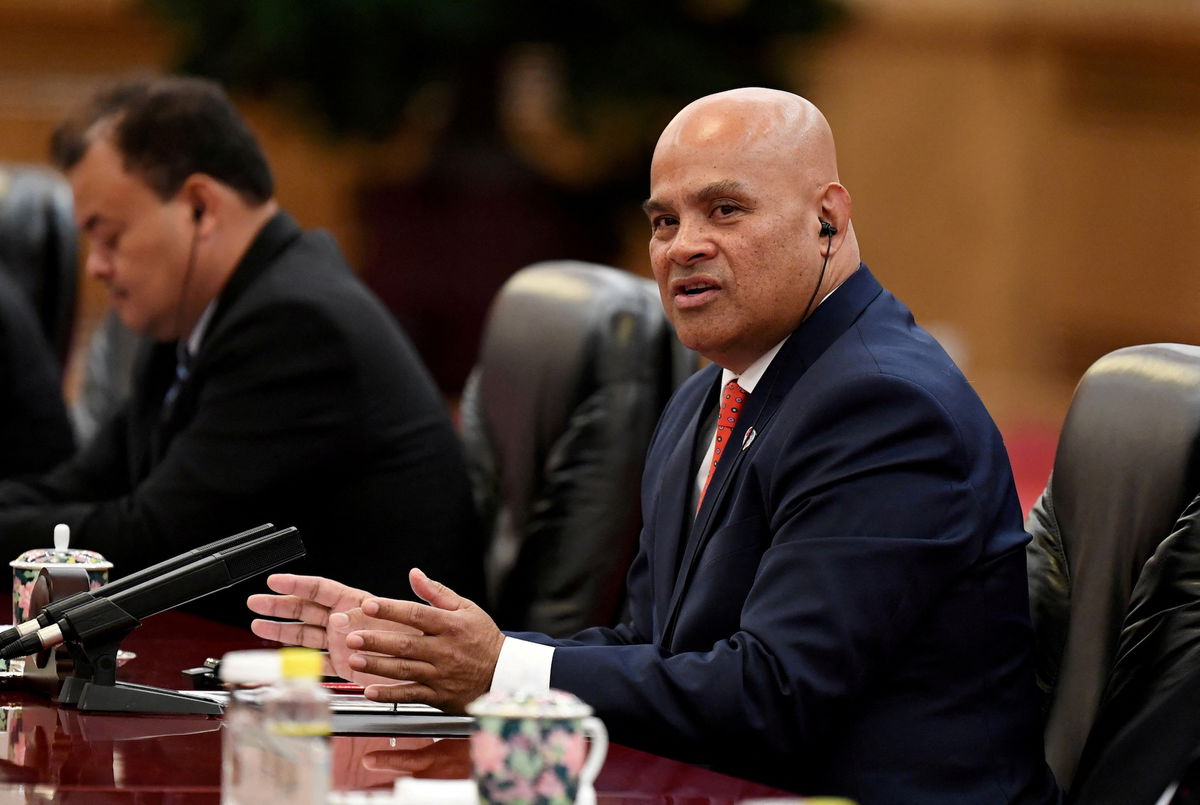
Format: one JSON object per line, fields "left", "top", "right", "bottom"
{"left": 1026, "top": 343, "right": 1200, "bottom": 798}
{"left": 0, "top": 163, "right": 78, "bottom": 365}
{"left": 1067, "top": 491, "right": 1200, "bottom": 804}
{"left": 460, "top": 261, "right": 696, "bottom": 637}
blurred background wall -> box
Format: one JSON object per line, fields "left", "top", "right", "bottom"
{"left": 1, "top": 0, "right": 1198, "bottom": 487}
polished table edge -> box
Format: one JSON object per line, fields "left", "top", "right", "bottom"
{"left": 0, "top": 610, "right": 795, "bottom": 802}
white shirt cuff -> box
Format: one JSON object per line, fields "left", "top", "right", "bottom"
{"left": 491, "top": 636, "right": 554, "bottom": 692}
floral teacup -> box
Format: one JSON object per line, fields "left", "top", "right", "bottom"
{"left": 10, "top": 547, "right": 110, "bottom": 626}
{"left": 466, "top": 688, "right": 607, "bottom": 805}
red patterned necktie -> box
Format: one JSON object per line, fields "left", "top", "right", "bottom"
{"left": 698, "top": 380, "right": 748, "bottom": 510}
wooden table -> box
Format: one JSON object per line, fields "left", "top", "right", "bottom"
{"left": 0, "top": 610, "right": 793, "bottom": 803}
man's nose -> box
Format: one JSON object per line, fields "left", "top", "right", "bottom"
{"left": 84, "top": 249, "right": 112, "bottom": 281}
{"left": 665, "top": 218, "right": 716, "bottom": 266}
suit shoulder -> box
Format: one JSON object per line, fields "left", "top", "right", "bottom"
{"left": 225, "top": 234, "right": 402, "bottom": 341}
{"left": 834, "top": 291, "right": 989, "bottom": 415}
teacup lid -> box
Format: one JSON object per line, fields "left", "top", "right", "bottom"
{"left": 466, "top": 687, "right": 593, "bottom": 719}
{"left": 9, "top": 547, "right": 112, "bottom": 570}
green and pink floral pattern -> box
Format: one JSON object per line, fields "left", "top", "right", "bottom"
{"left": 467, "top": 689, "right": 607, "bottom": 805}
{"left": 10, "top": 548, "right": 110, "bottom": 624}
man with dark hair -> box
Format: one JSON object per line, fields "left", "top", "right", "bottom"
{"left": 50, "top": 77, "right": 274, "bottom": 207}
{"left": 0, "top": 76, "right": 484, "bottom": 624}
{"left": 249, "top": 88, "right": 1059, "bottom": 803}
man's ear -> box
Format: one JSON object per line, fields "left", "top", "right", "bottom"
{"left": 179, "top": 174, "right": 216, "bottom": 234}
{"left": 819, "top": 183, "right": 852, "bottom": 246}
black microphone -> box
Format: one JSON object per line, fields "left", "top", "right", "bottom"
{"left": 0, "top": 523, "right": 276, "bottom": 651}
{"left": 0, "top": 526, "right": 304, "bottom": 660}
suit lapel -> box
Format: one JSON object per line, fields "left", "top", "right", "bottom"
{"left": 663, "top": 365, "right": 779, "bottom": 642}
{"left": 651, "top": 369, "right": 718, "bottom": 641}
{"left": 130, "top": 341, "right": 176, "bottom": 474}
{"left": 659, "top": 264, "right": 884, "bottom": 648}
{"left": 140, "top": 212, "right": 304, "bottom": 467}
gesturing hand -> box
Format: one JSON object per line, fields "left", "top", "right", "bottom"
{"left": 246, "top": 573, "right": 417, "bottom": 687}
{"left": 347, "top": 568, "right": 505, "bottom": 713}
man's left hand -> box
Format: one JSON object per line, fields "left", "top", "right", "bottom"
{"left": 348, "top": 567, "right": 505, "bottom": 713}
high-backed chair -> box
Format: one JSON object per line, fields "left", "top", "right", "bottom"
{"left": 0, "top": 163, "right": 78, "bottom": 365}
{"left": 1026, "top": 343, "right": 1200, "bottom": 794}
{"left": 460, "top": 261, "right": 696, "bottom": 637}
{"left": 1067, "top": 491, "right": 1200, "bottom": 804}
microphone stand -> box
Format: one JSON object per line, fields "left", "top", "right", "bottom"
{"left": 56, "top": 598, "right": 221, "bottom": 715}
{"left": 31, "top": 575, "right": 225, "bottom": 715}
{"left": 12, "top": 525, "right": 305, "bottom": 715}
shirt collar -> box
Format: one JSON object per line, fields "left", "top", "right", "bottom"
{"left": 722, "top": 338, "right": 786, "bottom": 393}
{"left": 181, "top": 300, "right": 217, "bottom": 363}
{"left": 720, "top": 283, "right": 842, "bottom": 391}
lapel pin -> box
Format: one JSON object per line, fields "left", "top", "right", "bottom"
{"left": 742, "top": 428, "right": 757, "bottom": 450}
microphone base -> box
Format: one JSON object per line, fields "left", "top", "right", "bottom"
{"left": 57, "top": 633, "right": 222, "bottom": 715}
{"left": 57, "top": 673, "right": 87, "bottom": 706}
{"left": 75, "top": 679, "right": 222, "bottom": 715}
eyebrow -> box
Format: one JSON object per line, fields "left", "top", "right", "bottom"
{"left": 642, "top": 180, "right": 749, "bottom": 216}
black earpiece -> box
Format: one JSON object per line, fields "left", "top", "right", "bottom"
{"left": 798, "top": 220, "right": 838, "bottom": 326}
{"left": 192, "top": 204, "right": 204, "bottom": 223}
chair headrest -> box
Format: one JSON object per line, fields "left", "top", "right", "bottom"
{"left": 474, "top": 260, "right": 667, "bottom": 458}
{"left": 1053, "top": 343, "right": 1200, "bottom": 578}
{"left": 1038, "top": 343, "right": 1200, "bottom": 787}
{"left": 0, "top": 164, "right": 78, "bottom": 362}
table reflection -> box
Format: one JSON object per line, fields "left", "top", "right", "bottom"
{"left": 346, "top": 736, "right": 472, "bottom": 781}
{"left": 0, "top": 699, "right": 221, "bottom": 785}
{"left": 0, "top": 612, "right": 793, "bottom": 803}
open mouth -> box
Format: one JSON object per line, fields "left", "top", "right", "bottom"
{"left": 674, "top": 279, "right": 719, "bottom": 297}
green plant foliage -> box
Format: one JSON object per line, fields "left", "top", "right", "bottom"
{"left": 144, "top": 0, "right": 843, "bottom": 144}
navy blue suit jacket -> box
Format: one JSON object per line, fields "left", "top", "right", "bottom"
{"left": 521, "top": 266, "right": 1059, "bottom": 803}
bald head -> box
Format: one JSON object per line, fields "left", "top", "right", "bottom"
{"left": 645, "top": 88, "right": 858, "bottom": 372}
{"left": 653, "top": 88, "right": 840, "bottom": 190}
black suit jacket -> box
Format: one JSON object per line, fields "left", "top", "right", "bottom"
{"left": 0, "top": 213, "right": 483, "bottom": 624}
{"left": 518, "top": 266, "right": 1059, "bottom": 804}
{"left": 0, "top": 269, "right": 74, "bottom": 481}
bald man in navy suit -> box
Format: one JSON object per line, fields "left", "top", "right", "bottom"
{"left": 249, "top": 88, "right": 1060, "bottom": 804}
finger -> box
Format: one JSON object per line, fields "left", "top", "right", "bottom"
{"left": 246, "top": 592, "right": 294, "bottom": 618}
{"left": 360, "top": 598, "right": 455, "bottom": 635}
{"left": 408, "top": 568, "right": 465, "bottom": 612}
{"left": 331, "top": 608, "right": 421, "bottom": 636}
{"left": 249, "top": 618, "right": 328, "bottom": 649}
{"left": 347, "top": 629, "right": 445, "bottom": 664}
{"left": 263, "top": 573, "right": 303, "bottom": 595}
{"left": 328, "top": 608, "right": 355, "bottom": 632}
{"left": 346, "top": 668, "right": 414, "bottom": 688}
{"left": 247, "top": 593, "right": 331, "bottom": 626}
{"left": 349, "top": 651, "right": 439, "bottom": 685}
{"left": 267, "top": 574, "right": 370, "bottom": 609}
{"left": 364, "top": 680, "right": 438, "bottom": 704}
